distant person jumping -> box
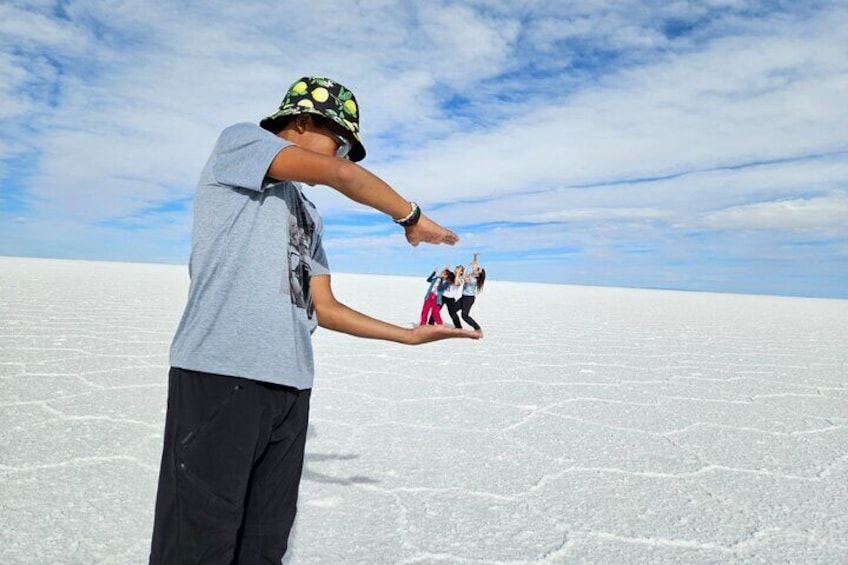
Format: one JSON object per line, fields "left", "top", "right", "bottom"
{"left": 460, "top": 253, "right": 486, "bottom": 333}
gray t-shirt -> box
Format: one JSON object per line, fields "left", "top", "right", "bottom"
{"left": 462, "top": 273, "right": 478, "bottom": 296}
{"left": 170, "top": 122, "right": 330, "bottom": 389}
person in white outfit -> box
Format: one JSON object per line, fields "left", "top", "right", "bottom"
{"left": 441, "top": 264, "right": 465, "bottom": 328}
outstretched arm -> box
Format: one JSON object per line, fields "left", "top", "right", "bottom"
{"left": 311, "top": 275, "right": 481, "bottom": 344}
{"left": 268, "top": 146, "right": 457, "bottom": 246}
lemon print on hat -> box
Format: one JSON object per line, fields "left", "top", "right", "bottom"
{"left": 291, "top": 81, "right": 308, "bottom": 95}
{"left": 343, "top": 99, "right": 357, "bottom": 116}
{"left": 311, "top": 87, "right": 329, "bottom": 103}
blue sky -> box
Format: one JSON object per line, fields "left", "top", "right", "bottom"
{"left": 1, "top": 0, "right": 846, "bottom": 298}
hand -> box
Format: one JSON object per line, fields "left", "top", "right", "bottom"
{"left": 404, "top": 214, "right": 459, "bottom": 247}
{"left": 406, "top": 324, "right": 482, "bottom": 344}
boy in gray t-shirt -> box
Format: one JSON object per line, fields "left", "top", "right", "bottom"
{"left": 149, "top": 77, "right": 481, "bottom": 564}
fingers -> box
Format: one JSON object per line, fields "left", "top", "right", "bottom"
{"left": 443, "top": 330, "right": 481, "bottom": 341}
{"left": 434, "top": 327, "right": 482, "bottom": 341}
{"left": 404, "top": 216, "right": 460, "bottom": 247}
{"left": 456, "top": 330, "right": 482, "bottom": 340}
{"left": 409, "top": 325, "right": 483, "bottom": 344}
{"left": 406, "top": 228, "right": 458, "bottom": 246}
{"left": 427, "top": 228, "right": 458, "bottom": 245}
{"left": 442, "top": 230, "right": 459, "bottom": 245}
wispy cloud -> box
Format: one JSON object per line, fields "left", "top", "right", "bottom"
{"left": 698, "top": 190, "right": 848, "bottom": 231}
{"left": 1, "top": 1, "right": 846, "bottom": 297}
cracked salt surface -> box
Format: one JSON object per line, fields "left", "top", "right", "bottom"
{"left": 1, "top": 257, "right": 846, "bottom": 564}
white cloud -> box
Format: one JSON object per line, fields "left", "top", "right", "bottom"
{"left": 520, "top": 207, "right": 667, "bottom": 223}
{"left": 360, "top": 152, "right": 847, "bottom": 237}
{"left": 416, "top": 2, "right": 520, "bottom": 85}
{"left": 371, "top": 6, "right": 848, "bottom": 209}
{"left": 0, "top": 51, "right": 34, "bottom": 121}
{"left": 697, "top": 191, "right": 848, "bottom": 231}
{"left": 0, "top": 4, "right": 85, "bottom": 50}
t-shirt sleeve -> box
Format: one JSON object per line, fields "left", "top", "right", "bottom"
{"left": 212, "top": 123, "right": 289, "bottom": 191}
{"left": 310, "top": 235, "right": 331, "bottom": 278}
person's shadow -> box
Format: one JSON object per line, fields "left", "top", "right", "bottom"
{"left": 301, "top": 425, "right": 380, "bottom": 485}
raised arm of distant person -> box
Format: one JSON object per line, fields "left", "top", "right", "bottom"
{"left": 471, "top": 252, "right": 481, "bottom": 274}
{"left": 453, "top": 266, "right": 465, "bottom": 287}
{"left": 311, "top": 275, "right": 481, "bottom": 344}
{"left": 267, "top": 146, "right": 456, "bottom": 247}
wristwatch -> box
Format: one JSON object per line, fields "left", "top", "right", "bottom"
{"left": 393, "top": 201, "right": 421, "bottom": 227}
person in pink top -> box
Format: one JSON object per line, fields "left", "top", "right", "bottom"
{"left": 420, "top": 267, "right": 451, "bottom": 326}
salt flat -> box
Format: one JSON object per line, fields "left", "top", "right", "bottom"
{"left": 1, "top": 256, "right": 846, "bottom": 564}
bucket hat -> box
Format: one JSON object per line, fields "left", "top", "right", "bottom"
{"left": 260, "top": 76, "right": 366, "bottom": 162}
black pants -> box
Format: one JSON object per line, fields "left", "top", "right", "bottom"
{"left": 150, "top": 367, "right": 311, "bottom": 565}
{"left": 459, "top": 295, "right": 481, "bottom": 331}
{"left": 441, "top": 296, "right": 463, "bottom": 328}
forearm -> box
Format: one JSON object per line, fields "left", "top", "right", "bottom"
{"left": 316, "top": 300, "right": 411, "bottom": 344}
{"left": 268, "top": 146, "right": 413, "bottom": 220}
{"left": 330, "top": 161, "right": 412, "bottom": 221}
